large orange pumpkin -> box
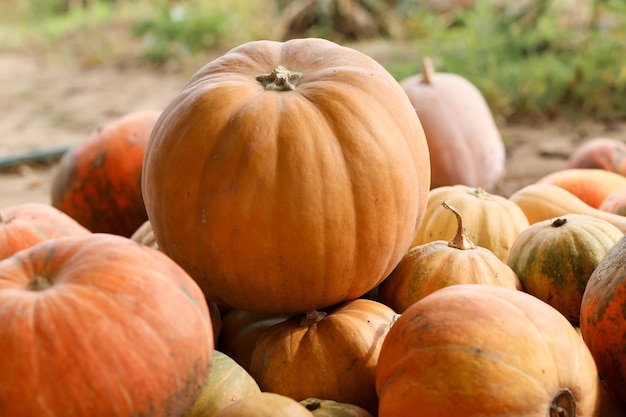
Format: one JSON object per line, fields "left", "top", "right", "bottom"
{"left": 51, "top": 109, "right": 160, "bottom": 237}
{"left": 580, "top": 233, "right": 626, "bottom": 404}
{"left": 400, "top": 57, "right": 505, "bottom": 190}
{"left": 376, "top": 284, "right": 600, "bottom": 417}
{"left": 0, "top": 202, "right": 90, "bottom": 260}
{"left": 0, "top": 233, "right": 214, "bottom": 417}
{"left": 142, "top": 38, "right": 431, "bottom": 315}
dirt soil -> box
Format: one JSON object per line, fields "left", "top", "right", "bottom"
{"left": 1, "top": 48, "right": 625, "bottom": 209}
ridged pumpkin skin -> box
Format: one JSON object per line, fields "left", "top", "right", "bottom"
{"left": 300, "top": 398, "right": 374, "bottom": 417}
{"left": 507, "top": 214, "right": 623, "bottom": 324}
{"left": 0, "top": 202, "right": 90, "bottom": 260}
{"left": 51, "top": 109, "right": 160, "bottom": 237}
{"left": 214, "top": 392, "right": 313, "bottom": 417}
{"left": 536, "top": 168, "right": 626, "bottom": 209}
{"left": 581, "top": 233, "right": 626, "bottom": 404}
{"left": 376, "top": 284, "right": 600, "bottom": 417}
{"left": 379, "top": 201, "right": 521, "bottom": 313}
{"left": 400, "top": 57, "right": 505, "bottom": 190}
{"left": 412, "top": 185, "right": 529, "bottom": 262}
{"left": 184, "top": 350, "right": 260, "bottom": 417}
{"left": 142, "top": 38, "right": 431, "bottom": 315}
{"left": 509, "top": 182, "right": 626, "bottom": 232}
{"left": 599, "top": 186, "right": 626, "bottom": 216}
{"left": 248, "top": 298, "right": 396, "bottom": 414}
{"left": 0, "top": 233, "right": 214, "bottom": 417}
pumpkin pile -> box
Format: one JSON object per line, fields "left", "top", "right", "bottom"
{"left": 3, "top": 36, "right": 626, "bottom": 416}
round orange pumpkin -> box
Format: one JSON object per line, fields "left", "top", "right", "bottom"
{"left": 378, "top": 200, "right": 521, "bottom": 313}
{"left": 412, "top": 185, "right": 529, "bottom": 262}
{"left": 507, "top": 213, "right": 623, "bottom": 324}
{"left": 400, "top": 57, "right": 505, "bottom": 190}
{"left": 580, "top": 233, "right": 626, "bottom": 404}
{"left": 0, "top": 202, "right": 90, "bottom": 260}
{"left": 142, "top": 38, "right": 431, "bottom": 315}
{"left": 248, "top": 298, "right": 396, "bottom": 414}
{"left": 376, "top": 284, "right": 600, "bottom": 417}
{"left": 51, "top": 109, "right": 160, "bottom": 237}
{"left": 0, "top": 233, "right": 214, "bottom": 417}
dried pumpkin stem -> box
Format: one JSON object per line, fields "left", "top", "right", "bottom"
{"left": 256, "top": 65, "right": 303, "bottom": 91}
{"left": 27, "top": 276, "right": 53, "bottom": 291}
{"left": 421, "top": 56, "right": 435, "bottom": 85}
{"left": 549, "top": 388, "right": 576, "bottom": 417}
{"left": 441, "top": 200, "right": 476, "bottom": 250}
{"left": 552, "top": 218, "right": 568, "bottom": 227}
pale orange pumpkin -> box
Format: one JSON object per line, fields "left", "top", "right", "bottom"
{"left": 379, "top": 200, "right": 521, "bottom": 313}
{"left": 400, "top": 57, "right": 505, "bottom": 190}
{"left": 248, "top": 298, "right": 397, "bottom": 414}
{"left": 412, "top": 185, "right": 529, "bottom": 262}
{"left": 142, "top": 38, "right": 431, "bottom": 315}
{"left": 376, "top": 284, "right": 600, "bottom": 417}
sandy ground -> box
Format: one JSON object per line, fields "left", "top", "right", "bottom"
{"left": 1, "top": 49, "right": 624, "bottom": 209}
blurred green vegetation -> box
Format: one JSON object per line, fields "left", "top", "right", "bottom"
{"left": 1, "top": 0, "right": 625, "bottom": 122}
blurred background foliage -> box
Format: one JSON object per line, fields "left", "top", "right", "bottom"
{"left": 1, "top": 0, "right": 625, "bottom": 123}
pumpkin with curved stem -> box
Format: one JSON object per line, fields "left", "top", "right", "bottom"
{"left": 142, "top": 38, "right": 430, "bottom": 315}
{"left": 379, "top": 200, "right": 521, "bottom": 313}
{"left": 248, "top": 298, "right": 396, "bottom": 414}
{"left": 51, "top": 109, "right": 160, "bottom": 237}
{"left": 0, "top": 233, "right": 214, "bottom": 417}
{"left": 400, "top": 57, "right": 505, "bottom": 190}
{"left": 507, "top": 214, "right": 622, "bottom": 324}
{"left": 0, "top": 202, "right": 90, "bottom": 260}
{"left": 376, "top": 284, "right": 600, "bottom": 417}
{"left": 411, "top": 185, "right": 529, "bottom": 262}
{"left": 580, "top": 233, "right": 626, "bottom": 405}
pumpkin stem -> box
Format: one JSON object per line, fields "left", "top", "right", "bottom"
{"left": 304, "top": 401, "right": 322, "bottom": 411}
{"left": 441, "top": 200, "right": 476, "bottom": 250}
{"left": 552, "top": 218, "right": 568, "bottom": 227}
{"left": 256, "top": 66, "right": 303, "bottom": 91}
{"left": 27, "top": 276, "right": 53, "bottom": 291}
{"left": 420, "top": 56, "right": 435, "bottom": 85}
{"left": 549, "top": 388, "right": 576, "bottom": 417}
{"left": 468, "top": 187, "right": 494, "bottom": 200}
{"left": 299, "top": 310, "right": 327, "bottom": 326}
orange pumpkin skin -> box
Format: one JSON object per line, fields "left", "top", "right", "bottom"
{"left": 400, "top": 57, "right": 505, "bottom": 190}
{"left": 217, "top": 309, "right": 289, "bottom": 371}
{"left": 376, "top": 284, "right": 600, "bottom": 417}
{"left": 599, "top": 186, "right": 626, "bottom": 216}
{"left": 581, "top": 233, "right": 626, "bottom": 404}
{"left": 507, "top": 214, "right": 622, "bottom": 324}
{"left": 248, "top": 299, "right": 396, "bottom": 414}
{"left": 412, "top": 185, "right": 529, "bottom": 262}
{"left": 51, "top": 109, "right": 160, "bottom": 237}
{"left": 142, "top": 38, "right": 431, "bottom": 315}
{"left": 379, "top": 201, "right": 521, "bottom": 313}
{"left": 0, "top": 202, "right": 90, "bottom": 260}
{"left": 0, "top": 233, "right": 214, "bottom": 417}
{"left": 567, "top": 137, "right": 626, "bottom": 175}
{"left": 536, "top": 168, "right": 626, "bottom": 209}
